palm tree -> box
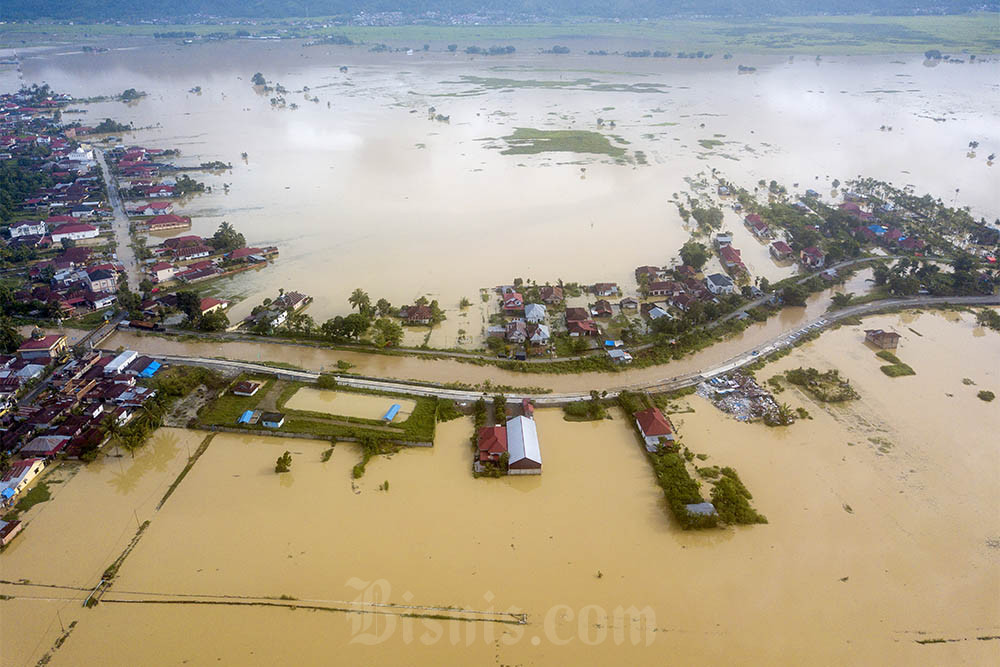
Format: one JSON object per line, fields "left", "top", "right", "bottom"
{"left": 348, "top": 288, "right": 370, "bottom": 315}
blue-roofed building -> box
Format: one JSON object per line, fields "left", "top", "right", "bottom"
{"left": 237, "top": 410, "right": 253, "bottom": 424}
{"left": 138, "top": 360, "right": 161, "bottom": 378}
{"left": 867, "top": 224, "right": 887, "bottom": 236}
{"left": 383, "top": 404, "right": 401, "bottom": 422}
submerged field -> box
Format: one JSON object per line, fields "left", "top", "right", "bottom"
{"left": 2, "top": 312, "right": 997, "bottom": 664}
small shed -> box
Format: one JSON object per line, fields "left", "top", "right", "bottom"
{"left": 686, "top": 502, "right": 718, "bottom": 516}
{"left": 382, "top": 404, "right": 401, "bottom": 422}
{"left": 261, "top": 412, "right": 285, "bottom": 429}
{"left": 865, "top": 329, "right": 901, "bottom": 349}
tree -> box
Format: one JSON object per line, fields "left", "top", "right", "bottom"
{"left": 831, "top": 292, "right": 853, "bottom": 307}
{"left": 198, "top": 309, "right": 230, "bottom": 331}
{"left": 493, "top": 394, "right": 507, "bottom": 423}
{"left": 375, "top": 298, "right": 393, "bottom": 317}
{"left": 138, "top": 278, "right": 154, "bottom": 297}
{"left": 209, "top": 221, "right": 245, "bottom": 253}
{"left": 690, "top": 206, "right": 724, "bottom": 231}
{"left": 342, "top": 313, "right": 370, "bottom": 340}
{"left": 873, "top": 264, "right": 890, "bottom": 286}
{"left": 372, "top": 317, "right": 403, "bottom": 347}
{"left": 679, "top": 240, "right": 709, "bottom": 270}
{"left": 782, "top": 284, "right": 808, "bottom": 307}
{"left": 275, "top": 451, "right": 292, "bottom": 473}
{"left": 0, "top": 316, "right": 23, "bottom": 353}
{"left": 348, "top": 288, "right": 370, "bottom": 315}
{"left": 976, "top": 308, "right": 1000, "bottom": 331}
{"left": 175, "top": 290, "right": 201, "bottom": 320}
{"left": 251, "top": 72, "right": 266, "bottom": 86}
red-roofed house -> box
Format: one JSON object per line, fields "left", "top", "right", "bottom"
{"left": 146, "top": 214, "right": 191, "bottom": 231}
{"left": 800, "top": 246, "right": 826, "bottom": 269}
{"left": 477, "top": 426, "right": 508, "bottom": 464}
{"left": 51, "top": 223, "right": 99, "bottom": 244}
{"left": 17, "top": 334, "right": 68, "bottom": 361}
{"left": 634, "top": 407, "right": 675, "bottom": 451}
{"left": 199, "top": 297, "right": 228, "bottom": 315}
{"left": 719, "top": 245, "right": 742, "bottom": 268}
{"left": 503, "top": 292, "right": 524, "bottom": 313}
{"left": 149, "top": 261, "right": 176, "bottom": 283}
{"left": 769, "top": 241, "right": 794, "bottom": 260}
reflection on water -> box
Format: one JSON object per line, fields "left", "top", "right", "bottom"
{"left": 106, "top": 429, "right": 182, "bottom": 496}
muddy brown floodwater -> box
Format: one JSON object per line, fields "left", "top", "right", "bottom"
{"left": 3, "top": 41, "right": 996, "bottom": 346}
{"left": 0, "top": 312, "right": 990, "bottom": 665}
{"left": 284, "top": 387, "right": 416, "bottom": 420}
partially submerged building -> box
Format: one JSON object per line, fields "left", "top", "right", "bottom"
{"left": 506, "top": 415, "right": 542, "bottom": 475}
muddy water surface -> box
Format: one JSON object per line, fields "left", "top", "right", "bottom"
{"left": 39, "top": 313, "right": 1000, "bottom": 664}
{"left": 284, "top": 387, "right": 416, "bottom": 419}
{"left": 5, "top": 42, "right": 996, "bottom": 336}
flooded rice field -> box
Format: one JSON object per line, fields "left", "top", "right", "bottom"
{"left": 284, "top": 387, "right": 416, "bottom": 420}
{"left": 3, "top": 41, "right": 997, "bottom": 337}
{"left": 1, "top": 313, "right": 995, "bottom": 664}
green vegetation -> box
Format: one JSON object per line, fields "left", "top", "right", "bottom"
{"left": 562, "top": 392, "right": 607, "bottom": 421}
{"left": 5, "top": 14, "right": 997, "bottom": 55}
{"left": 679, "top": 239, "right": 710, "bottom": 270}
{"left": 352, "top": 434, "right": 400, "bottom": 479}
{"left": 275, "top": 451, "right": 292, "bottom": 473}
{"left": 977, "top": 390, "right": 995, "bottom": 402}
{"left": 321, "top": 447, "right": 334, "bottom": 462}
{"left": 710, "top": 468, "right": 768, "bottom": 525}
{"left": 977, "top": 309, "right": 1000, "bottom": 331}
{"left": 784, "top": 367, "right": 860, "bottom": 402}
{"left": 435, "top": 399, "right": 463, "bottom": 422}
{"left": 499, "top": 128, "right": 625, "bottom": 158}
{"left": 876, "top": 350, "right": 916, "bottom": 377}
{"left": 6, "top": 480, "right": 51, "bottom": 520}
{"left": 649, "top": 452, "right": 717, "bottom": 530}
{"left": 698, "top": 138, "right": 724, "bottom": 150}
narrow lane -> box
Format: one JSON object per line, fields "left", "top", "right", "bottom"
{"left": 95, "top": 147, "right": 140, "bottom": 291}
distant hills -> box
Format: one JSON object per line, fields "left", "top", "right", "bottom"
{"left": 3, "top": 1, "right": 997, "bottom": 21}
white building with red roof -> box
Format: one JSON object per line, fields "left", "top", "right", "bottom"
{"left": 51, "top": 222, "right": 99, "bottom": 244}
{"left": 634, "top": 407, "right": 675, "bottom": 452}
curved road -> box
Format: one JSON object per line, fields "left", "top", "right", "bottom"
{"left": 142, "top": 295, "right": 1000, "bottom": 405}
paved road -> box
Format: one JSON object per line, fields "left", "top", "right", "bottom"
{"left": 137, "top": 295, "right": 1000, "bottom": 405}
{"left": 95, "top": 148, "right": 140, "bottom": 291}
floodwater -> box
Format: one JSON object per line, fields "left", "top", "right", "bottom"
{"left": 3, "top": 40, "right": 997, "bottom": 343}
{"left": 26, "top": 312, "right": 998, "bottom": 664}
{"left": 102, "top": 272, "right": 875, "bottom": 393}
{"left": 0, "top": 428, "right": 206, "bottom": 667}
{"left": 284, "top": 387, "right": 416, "bottom": 420}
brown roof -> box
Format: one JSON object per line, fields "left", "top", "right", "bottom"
{"left": 565, "top": 307, "right": 589, "bottom": 322}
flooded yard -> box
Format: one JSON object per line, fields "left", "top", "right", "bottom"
{"left": 284, "top": 387, "right": 416, "bottom": 420}
{"left": 19, "top": 313, "right": 998, "bottom": 664}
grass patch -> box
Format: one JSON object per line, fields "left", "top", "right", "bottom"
{"left": 876, "top": 350, "right": 915, "bottom": 377}
{"left": 698, "top": 138, "right": 724, "bottom": 149}
{"left": 785, "top": 367, "right": 860, "bottom": 402}
{"left": 6, "top": 481, "right": 52, "bottom": 520}
{"left": 562, "top": 398, "right": 608, "bottom": 421}
{"left": 710, "top": 468, "right": 767, "bottom": 525}
{"left": 499, "top": 128, "right": 626, "bottom": 158}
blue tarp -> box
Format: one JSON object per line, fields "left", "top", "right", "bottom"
{"left": 138, "top": 360, "right": 161, "bottom": 378}
{"left": 238, "top": 410, "right": 253, "bottom": 424}
{"left": 1, "top": 488, "right": 14, "bottom": 500}
{"left": 867, "top": 224, "right": 887, "bottom": 236}
{"left": 382, "top": 404, "right": 401, "bottom": 422}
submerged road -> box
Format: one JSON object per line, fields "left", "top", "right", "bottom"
{"left": 95, "top": 148, "right": 140, "bottom": 291}
{"left": 134, "top": 295, "right": 1000, "bottom": 405}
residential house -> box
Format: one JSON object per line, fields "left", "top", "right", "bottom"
{"left": 505, "top": 320, "right": 527, "bottom": 343}
{"left": 506, "top": 415, "right": 542, "bottom": 474}
{"left": 175, "top": 245, "right": 213, "bottom": 261}
{"left": 641, "top": 303, "right": 670, "bottom": 320}
{"left": 146, "top": 214, "right": 191, "bottom": 231}
{"left": 769, "top": 241, "right": 794, "bottom": 260}
{"left": 403, "top": 304, "right": 432, "bottom": 325}
{"left": 0, "top": 520, "right": 23, "bottom": 546}
{"left": 607, "top": 348, "right": 633, "bottom": 364}
{"left": 719, "top": 245, "right": 742, "bottom": 269}
{"left": 85, "top": 268, "right": 116, "bottom": 293}
{"left": 503, "top": 292, "right": 524, "bottom": 313}
{"left": 634, "top": 407, "right": 675, "bottom": 452}
{"left": 591, "top": 300, "right": 613, "bottom": 317}
{"left": 200, "top": 297, "right": 228, "bottom": 315}
{"left": 800, "top": 246, "right": 826, "bottom": 269}
{"left": 646, "top": 280, "right": 684, "bottom": 297}
{"left": 87, "top": 292, "right": 116, "bottom": 310}
{"left": 676, "top": 265, "right": 698, "bottom": 280}
{"left": 8, "top": 220, "right": 46, "bottom": 238}
{"left": 593, "top": 283, "right": 619, "bottom": 297}
{"left": 150, "top": 261, "right": 176, "bottom": 283}
{"left": 567, "top": 319, "right": 599, "bottom": 337}
{"left": 136, "top": 201, "right": 173, "bottom": 216}
{"left": 865, "top": 329, "right": 901, "bottom": 349}
{"left": 524, "top": 303, "right": 547, "bottom": 323}
{"left": 51, "top": 222, "right": 98, "bottom": 244}
{"left": 564, "top": 307, "right": 589, "bottom": 323}
{"left": 1, "top": 458, "right": 45, "bottom": 505}
{"left": 477, "top": 426, "right": 507, "bottom": 464}
{"left": 715, "top": 232, "right": 733, "bottom": 248}
{"left": 749, "top": 218, "right": 771, "bottom": 239}
{"left": 20, "top": 435, "right": 71, "bottom": 458}
{"left": 705, "top": 273, "right": 735, "bottom": 295}
{"left": 539, "top": 286, "right": 563, "bottom": 304}
{"left": 17, "top": 334, "right": 67, "bottom": 361}
{"left": 619, "top": 297, "right": 639, "bottom": 310}
{"left": 635, "top": 265, "right": 666, "bottom": 282}
{"left": 527, "top": 323, "right": 550, "bottom": 346}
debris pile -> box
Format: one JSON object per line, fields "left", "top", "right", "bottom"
{"left": 697, "top": 373, "right": 782, "bottom": 423}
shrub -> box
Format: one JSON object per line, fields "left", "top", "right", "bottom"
{"left": 275, "top": 451, "right": 292, "bottom": 473}
{"left": 978, "top": 390, "right": 995, "bottom": 402}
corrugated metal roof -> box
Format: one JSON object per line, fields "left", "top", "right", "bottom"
{"left": 506, "top": 416, "right": 541, "bottom": 466}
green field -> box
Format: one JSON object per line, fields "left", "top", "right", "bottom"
{"left": 500, "top": 128, "right": 626, "bottom": 157}
{"left": 1, "top": 14, "right": 998, "bottom": 54}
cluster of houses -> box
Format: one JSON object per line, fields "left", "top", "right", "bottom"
{"left": 11, "top": 245, "right": 126, "bottom": 315}
{"left": 242, "top": 290, "right": 312, "bottom": 329}
{"left": 145, "top": 235, "right": 277, "bottom": 286}
{"left": 476, "top": 400, "right": 542, "bottom": 475}
{"left": 838, "top": 200, "right": 928, "bottom": 253}
{"left": 1, "top": 334, "right": 163, "bottom": 513}
{"left": 637, "top": 264, "right": 738, "bottom": 316}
